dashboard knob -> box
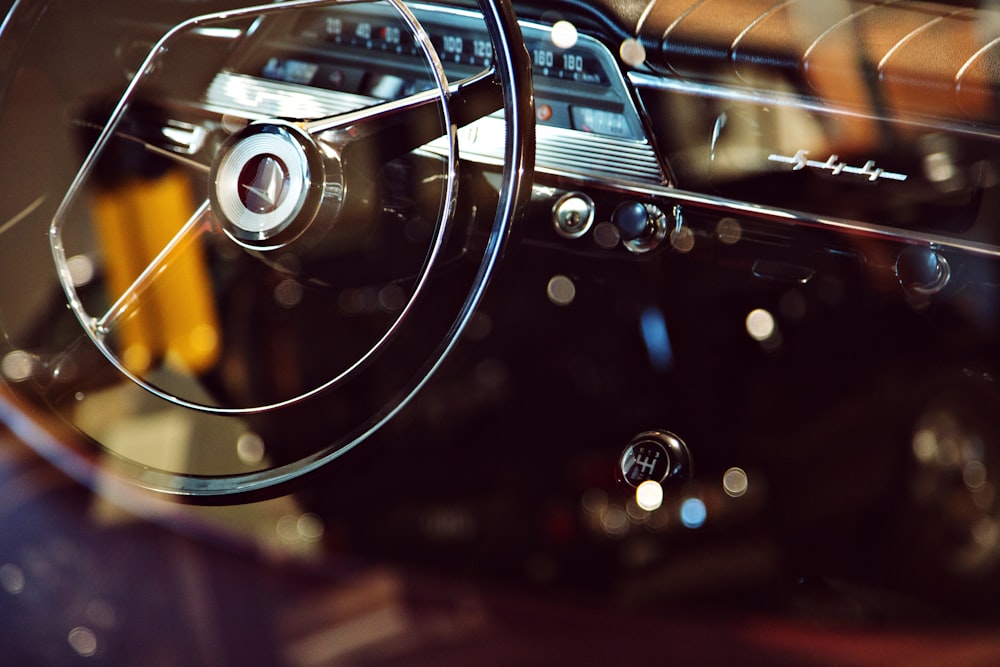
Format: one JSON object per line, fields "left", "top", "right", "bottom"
{"left": 552, "top": 192, "right": 595, "bottom": 239}
{"left": 611, "top": 201, "right": 669, "bottom": 253}
{"left": 619, "top": 430, "right": 692, "bottom": 487}
{"left": 612, "top": 200, "right": 650, "bottom": 242}
{"left": 896, "top": 246, "right": 950, "bottom": 296}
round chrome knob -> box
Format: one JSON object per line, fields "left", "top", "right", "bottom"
{"left": 611, "top": 200, "right": 649, "bottom": 242}
{"left": 611, "top": 200, "right": 668, "bottom": 253}
{"left": 896, "top": 246, "right": 950, "bottom": 296}
{"left": 552, "top": 192, "right": 594, "bottom": 239}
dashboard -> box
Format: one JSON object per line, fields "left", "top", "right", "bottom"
{"left": 147, "top": 0, "right": 1000, "bottom": 262}
{"left": 6, "top": 0, "right": 1000, "bottom": 660}
{"left": 169, "top": 2, "right": 664, "bottom": 190}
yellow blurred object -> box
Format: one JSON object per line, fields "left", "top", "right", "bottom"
{"left": 91, "top": 169, "right": 220, "bottom": 375}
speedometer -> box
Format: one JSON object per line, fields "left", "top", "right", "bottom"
{"left": 205, "top": 2, "right": 662, "bottom": 184}
{"left": 286, "top": 4, "right": 611, "bottom": 88}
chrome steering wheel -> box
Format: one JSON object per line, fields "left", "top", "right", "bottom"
{"left": 0, "top": 0, "right": 533, "bottom": 500}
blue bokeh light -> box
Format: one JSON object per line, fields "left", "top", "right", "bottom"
{"left": 640, "top": 307, "right": 674, "bottom": 372}
{"left": 680, "top": 498, "right": 707, "bottom": 529}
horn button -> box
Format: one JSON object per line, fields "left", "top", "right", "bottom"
{"left": 210, "top": 122, "right": 339, "bottom": 249}
{"left": 239, "top": 154, "right": 289, "bottom": 215}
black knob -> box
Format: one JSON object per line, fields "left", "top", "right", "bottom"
{"left": 619, "top": 430, "right": 692, "bottom": 487}
{"left": 896, "top": 246, "right": 950, "bottom": 295}
{"left": 612, "top": 200, "right": 650, "bottom": 242}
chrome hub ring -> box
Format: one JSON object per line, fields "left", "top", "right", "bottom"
{"left": 210, "top": 122, "right": 327, "bottom": 249}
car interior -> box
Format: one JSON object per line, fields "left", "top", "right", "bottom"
{"left": 4, "top": 0, "right": 1000, "bottom": 662}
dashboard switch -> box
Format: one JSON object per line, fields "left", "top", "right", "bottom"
{"left": 619, "top": 430, "right": 692, "bottom": 487}
{"left": 612, "top": 201, "right": 668, "bottom": 253}
{"left": 552, "top": 192, "right": 595, "bottom": 239}
{"left": 896, "top": 245, "right": 950, "bottom": 296}
{"left": 612, "top": 200, "right": 649, "bottom": 241}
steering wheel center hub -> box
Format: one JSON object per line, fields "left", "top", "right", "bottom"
{"left": 210, "top": 122, "right": 332, "bottom": 249}
{"left": 238, "top": 154, "right": 290, "bottom": 214}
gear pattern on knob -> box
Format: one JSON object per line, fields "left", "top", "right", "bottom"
{"left": 619, "top": 430, "right": 692, "bottom": 487}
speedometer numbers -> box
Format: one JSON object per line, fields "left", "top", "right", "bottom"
{"left": 531, "top": 45, "right": 603, "bottom": 84}
{"left": 300, "top": 13, "right": 418, "bottom": 56}
{"left": 299, "top": 11, "right": 492, "bottom": 66}
{"left": 297, "top": 9, "right": 605, "bottom": 80}
{"left": 435, "top": 33, "right": 493, "bottom": 67}
{"left": 280, "top": 6, "right": 638, "bottom": 139}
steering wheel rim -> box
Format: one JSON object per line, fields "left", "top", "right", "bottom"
{"left": 1, "top": 0, "right": 534, "bottom": 501}
{"left": 52, "top": 0, "right": 464, "bottom": 415}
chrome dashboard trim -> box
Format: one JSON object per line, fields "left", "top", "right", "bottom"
{"left": 598, "top": 179, "right": 1000, "bottom": 259}
{"left": 204, "top": 72, "right": 370, "bottom": 120}
{"left": 191, "top": 26, "right": 246, "bottom": 39}
{"left": 627, "top": 70, "right": 1000, "bottom": 256}
{"left": 204, "top": 72, "right": 666, "bottom": 186}
{"left": 767, "top": 151, "right": 908, "bottom": 183}
{"left": 425, "top": 116, "right": 664, "bottom": 185}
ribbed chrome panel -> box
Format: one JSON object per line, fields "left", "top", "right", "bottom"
{"left": 424, "top": 117, "right": 664, "bottom": 185}
{"left": 204, "top": 72, "right": 373, "bottom": 120}
{"left": 535, "top": 125, "right": 664, "bottom": 185}
{"left": 204, "top": 72, "right": 665, "bottom": 186}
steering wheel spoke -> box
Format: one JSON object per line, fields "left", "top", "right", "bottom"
{"left": 303, "top": 69, "right": 503, "bottom": 162}
{"left": 91, "top": 200, "right": 214, "bottom": 338}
